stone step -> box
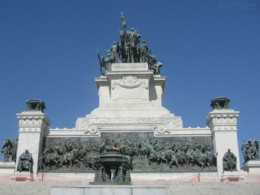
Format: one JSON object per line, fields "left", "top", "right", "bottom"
{"left": 0, "top": 182, "right": 260, "bottom": 195}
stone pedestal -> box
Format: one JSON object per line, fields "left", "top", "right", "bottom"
{"left": 206, "top": 108, "right": 240, "bottom": 174}
{"left": 241, "top": 160, "right": 260, "bottom": 173}
{"left": 76, "top": 63, "right": 183, "bottom": 136}
{"left": 8, "top": 64, "right": 244, "bottom": 178}
{"left": 16, "top": 111, "right": 50, "bottom": 174}
{"left": 51, "top": 186, "right": 167, "bottom": 195}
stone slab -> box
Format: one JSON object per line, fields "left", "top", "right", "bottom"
{"left": 241, "top": 160, "right": 260, "bottom": 173}
{"left": 85, "top": 187, "right": 131, "bottom": 195}
{"left": 132, "top": 187, "right": 167, "bottom": 195}
{"left": 51, "top": 187, "right": 84, "bottom": 195}
{"left": 51, "top": 186, "right": 166, "bottom": 195}
{"left": 0, "top": 161, "right": 15, "bottom": 174}
{"left": 111, "top": 63, "right": 148, "bottom": 71}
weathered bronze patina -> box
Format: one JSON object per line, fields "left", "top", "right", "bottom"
{"left": 1, "top": 138, "right": 18, "bottom": 161}
{"left": 17, "top": 149, "right": 33, "bottom": 172}
{"left": 92, "top": 149, "right": 132, "bottom": 184}
{"left": 26, "top": 99, "right": 46, "bottom": 112}
{"left": 39, "top": 133, "right": 217, "bottom": 173}
{"left": 223, "top": 149, "right": 237, "bottom": 171}
{"left": 210, "top": 97, "right": 230, "bottom": 110}
{"left": 241, "top": 138, "right": 259, "bottom": 163}
{"left": 97, "top": 12, "right": 162, "bottom": 75}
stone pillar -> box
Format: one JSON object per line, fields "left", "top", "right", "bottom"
{"left": 16, "top": 100, "right": 50, "bottom": 174}
{"left": 206, "top": 98, "right": 240, "bottom": 174}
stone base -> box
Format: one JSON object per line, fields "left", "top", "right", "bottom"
{"left": 241, "top": 160, "right": 260, "bottom": 173}
{"left": 51, "top": 186, "right": 167, "bottom": 195}
{"left": 0, "top": 161, "right": 15, "bottom": 174}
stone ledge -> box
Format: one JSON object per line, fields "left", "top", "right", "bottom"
{"left": 0, "top": 161, "right": 15, "bottom": 174}
{"left": 241, "top": 160, "right": 260, "bottom": 173}
{"left": 111, "top": 63, "right": 149, "bottom": 71}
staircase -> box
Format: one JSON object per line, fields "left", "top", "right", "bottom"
{"left": 0, "top": 181, "right": 259, "bottom": 195}
{"left": 167, "top": 182, "right": 260, "bottom": 195}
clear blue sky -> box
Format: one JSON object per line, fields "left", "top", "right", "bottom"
{"left": 0, "top": 0, "right": 259, "bottom": 163}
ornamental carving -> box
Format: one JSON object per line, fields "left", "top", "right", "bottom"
{"left": 154, "top": 125, "right": 170, "bottom": 135}
{"left": 76, "top": 117, "right": 183, "bottom": 132}
{"left": 112, "top": 75, "right": 148, "bottom": 90}
{"left": 84, "top": 125, "right": 101, "bottom": 135}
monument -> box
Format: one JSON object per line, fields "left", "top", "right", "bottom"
{"left": 0, "top": 12, "right": 260, "bottom": 195}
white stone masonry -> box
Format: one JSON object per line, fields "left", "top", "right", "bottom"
{"left": 16, "top": 111, "right": 50, "bottom": 173}
{"left": 206, "top": 108, "right": 240, "bottom": 174}
{"left": 75, "top": 63, "right": 183, "bottom": 136}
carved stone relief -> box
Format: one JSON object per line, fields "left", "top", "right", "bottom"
{"left": 111, "top": 75, "right": 148, "bottom": 90}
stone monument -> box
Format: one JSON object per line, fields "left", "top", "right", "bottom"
{"left": 1, "top": 13, "right": 259, "bottom": 186}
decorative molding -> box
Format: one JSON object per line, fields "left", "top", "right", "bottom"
{"left": 75, "top": 116, "right": 183, "bottom": 136}
{"left": 84, "top": 125, "right": 101, "bottom": 135}
{"left": 154, "top": 125, "right": 170, "bottom": 135}
{"left": 19, "top": 118, "right": 42, "bottom": 126}
{"left": 19, "top": 127, "right": 41, "bottom": 132}
{"left": 77, "top": 117, "right": 182, "bottom": 129}
{"left": 111, "top": 75, "right": 148, "bottom": 90}
{"left": 17, "top": 113, "right": 51, "bottom": 132}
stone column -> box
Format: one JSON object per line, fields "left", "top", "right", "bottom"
{"left": 206, "top": 98, "right": 240, "bottom": 174}
{"left": 16, "top": 100, "right": 50, "bottom": 174}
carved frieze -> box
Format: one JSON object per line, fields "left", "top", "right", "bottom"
{"left": 17, "top": 114, "right": 50, "bottom": 132}
{"left": 111, "top": 75, "right": 148, "bottom": 90}
{"left": 76, "top": 117, "right": 183, "bottom": 135}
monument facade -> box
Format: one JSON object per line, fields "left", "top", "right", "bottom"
{"left": 1, "top": 13, "right": 259, "bottom": 185}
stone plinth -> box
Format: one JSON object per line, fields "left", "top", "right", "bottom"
{"left": 241, "top": 160, "right": 260, "bottom": 173}
{"left": 51, "top": 186, "right": 167, "bottom": 195}
{"left": 0, "top": 161, "right": 15, "bottom": 174}
{"left": 16, "top": 111, "right": 50, "bottom": 173}
{"left": 75, "top": 63, "right": 183, "bottom": 136}
{"left": 111, "top": 62, "right": 148, "bottom": 71}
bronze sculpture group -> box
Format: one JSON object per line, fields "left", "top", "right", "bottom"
{"left": 38, "top": 136, "right": 217, "bottom": 173}
{"left": 97, "top": 12, "right": 162, "bottom": 76}
{"left": 1, "top": 138, "right": 18, "bottom": 162}
{"left": 26, "top": 99, "right": 46, "bottom": 113}
{"left": 241, "top": 138, "right": 259, "bottom": 163}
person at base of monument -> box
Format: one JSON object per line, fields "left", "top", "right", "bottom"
{"left": 223, "top": 149, "right": 237, "bottom": 171}
{"left": 17, "top": 149, "right": 33, "bottom": 172}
